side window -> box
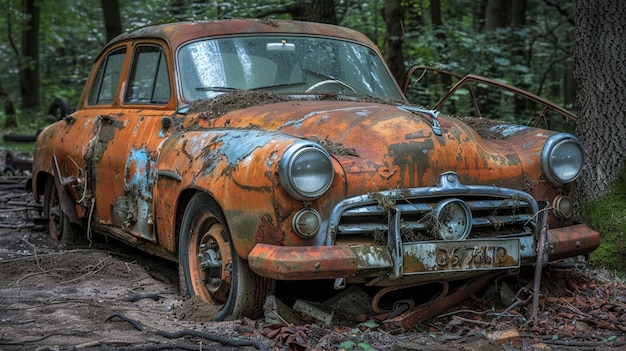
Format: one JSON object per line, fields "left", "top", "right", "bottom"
{"left": 88, "top": 48, "right": 126, "bottom": 105}
{"left": 125, "top": 45, "right": 171, "bottom": 104}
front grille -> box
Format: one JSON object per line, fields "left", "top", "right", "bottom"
{"left": 329, "top": 173, "right": 538, "bottom": 244}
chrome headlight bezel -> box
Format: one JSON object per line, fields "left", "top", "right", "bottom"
{"left": 541, "top": 133, "right": 585, "bottom": 186}
{"left": 278, "top": 141, "right": 334, "bottom": 201}
{"left": 433, "top": 199, "right": 472, "bottom": 240}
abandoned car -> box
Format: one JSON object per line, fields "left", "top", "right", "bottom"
{"left": 31, "top": 19, "right": 600, "bottom": 322}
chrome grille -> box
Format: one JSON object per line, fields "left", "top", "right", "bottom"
{"left": 328, "top": 173, "right": 539, "bottom": 243}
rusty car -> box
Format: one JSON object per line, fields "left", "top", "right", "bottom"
{"left": 30, "top": 19, "right": 600, "bottom": 322}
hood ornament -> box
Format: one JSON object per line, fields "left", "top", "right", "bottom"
{"left": 397, "top": 105, "right": 443, "bottom": 136}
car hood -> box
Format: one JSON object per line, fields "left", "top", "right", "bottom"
{"left": 184, "top": 96, "right": 525, "bottom": 196}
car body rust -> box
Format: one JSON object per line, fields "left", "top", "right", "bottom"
{"left": 30, "top": 19, "right": 600, "bottom": 321}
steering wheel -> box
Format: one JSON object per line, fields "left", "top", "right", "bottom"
{"left": 306, "top": 79, "right": 356, "bottom": 93}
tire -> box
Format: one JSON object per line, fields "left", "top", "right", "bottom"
{"left": 2, "top": 133, "right": 38, "bottom": 142}
{"left": 48, "top": 97, "right": 71, "bottom": 119}
{"left": 44, "top": 177, "right": 77, "bottom": 246}
{"left": 2, "top": 167, "right": 15, "bottom": 177}
{"left": 178, "top": 193, "right": 271, "bottom": 320}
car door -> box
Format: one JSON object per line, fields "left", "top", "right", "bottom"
{"left": 86, "top": 42, "right": 176, "bottom": 241}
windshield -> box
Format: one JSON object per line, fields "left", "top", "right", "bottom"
{"left": 177, "top": 35, "right": 404, "bottom": 102}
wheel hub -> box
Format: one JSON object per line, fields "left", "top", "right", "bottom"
{"left": 198, "top": 241, "right": 222, "bottom": 280}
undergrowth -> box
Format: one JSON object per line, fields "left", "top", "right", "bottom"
{"left": 584, "top": 168, "right": 626, "bottom": 272}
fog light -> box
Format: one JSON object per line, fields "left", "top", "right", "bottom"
{"left": 292, "top": 208, "right": 321, "bottom": 238}
{"left": 553, "top": 195, "right": 572, "bottom": 219}
{"left": 434, "top": 199, "right": 472, "bottom": 240}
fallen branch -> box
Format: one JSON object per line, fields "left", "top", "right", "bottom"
{"left": 106, "top": 313, "right": 146, "bottom": 331}
{"left": 156, "top": 329, "right": 270, "bottom": 351}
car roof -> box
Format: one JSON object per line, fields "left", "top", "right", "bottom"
{"left": 107, "top": 19, "right": 377, "bottom": 51}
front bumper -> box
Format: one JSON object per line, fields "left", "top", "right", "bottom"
{"left": 248, "top": 224, "right": 600, "bottom": 281}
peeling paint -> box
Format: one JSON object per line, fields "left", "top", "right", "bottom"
{"left": 491, "top": 125, "right": 530, "bottom": 138}
{"left": 387, "top": 140, "right": 435, "bottom": 187}
{"left": 125, "top": 146, "right": 154, "bottom": 199}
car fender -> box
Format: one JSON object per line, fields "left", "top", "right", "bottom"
{"left": 154, "top": 129, "right": 311, "bottom": 259}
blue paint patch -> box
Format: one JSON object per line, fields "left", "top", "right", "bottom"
{"left": 281, "top": 115, "right": 312, "bottom": 128}
{"left": 490, "top": 124, "right": 529, "bottom": 137}
{"left": 213, "top": 130, "right": 280, "bottom": 168}
{"left": 125, "top": 146, "right": 154, "bottom": 198}
{"left": 356, "top": 110, "right": 371, "bottom": 117}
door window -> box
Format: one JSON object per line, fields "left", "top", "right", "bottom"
{"left": 87, "top": 47, "right": 126, "bottom": 105}
{"left": 125, "top": 45, "right": 170, "bottom": 104}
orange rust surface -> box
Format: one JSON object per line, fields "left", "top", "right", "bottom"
{"left": 200, "top": 101, "right": 527, "bottom": 192}
{"left": 248, "top": 243, "right": 359, "bottom": 280}
{"left": 548, "top": 224, "right": 601, "bottom": 261}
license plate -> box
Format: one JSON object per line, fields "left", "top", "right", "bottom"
{"left": 402, "top": 239, "right": 520, "bottom": 274}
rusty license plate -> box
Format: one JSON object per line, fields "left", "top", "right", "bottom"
{"left": 402, "top": 239, "right": 520, "bottom": 274}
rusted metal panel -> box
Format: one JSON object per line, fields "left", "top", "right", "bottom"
{"left": 382, "top": 272, "right": 501, "bottom": 333}
{"left": 548, "top": 224, "right": 601, "bottom": 261}
{"left": 248, "top": 243, "right": 393, "bottom": 280}
{"left": 196, "top": 100, "right": 527, "bottom": 192}
{"left": 154, "top": 129, "right": 313, "bottom": 255}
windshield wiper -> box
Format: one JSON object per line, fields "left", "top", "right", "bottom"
{"left": 303, "top": 69, "right": 371, "bottom": 97}
{"left": 251, "top": 82, "right": 306, "bottom": 90}
{"left": 195, "top": 86, "right": 240, "bottom": 92}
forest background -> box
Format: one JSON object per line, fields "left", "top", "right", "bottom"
{"left": 0, "top": 0, "right": 625, "bottom": 271}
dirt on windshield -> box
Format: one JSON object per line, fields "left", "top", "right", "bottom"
{"left": 1, "top": 176, "right": 626, "bottom": 351}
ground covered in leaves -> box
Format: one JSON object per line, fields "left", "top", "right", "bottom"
{"left": 1, "top": 177, "right": 625, "bottom": 351}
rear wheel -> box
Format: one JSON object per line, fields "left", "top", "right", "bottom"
{"left": 178, "top": 193, "right": 270, "bottom": 320}
{"left": 44, "top": 177, "right": 77, "bottom": 246}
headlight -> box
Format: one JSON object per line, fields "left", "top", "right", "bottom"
{"left": 541, "top": 133, "right": 584, "bottom": 186}
{"left": 278, "top": 141, "right": 334, "bottom": 201}
{"left": 292, "top": 208, "right": 321, "bottom": 238}
{"left": 433, "top": 199, "right": 472, "bottom": 240}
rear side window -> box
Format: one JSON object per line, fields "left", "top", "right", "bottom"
{"left": 124, "top": 45, "right": 170, "bottom": 104}
{"left": 88, "top": 48, "right": 126, "bottom": 105}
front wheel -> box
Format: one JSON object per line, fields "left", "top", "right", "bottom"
{"left": 178, "top": 193, "right": 270, "bottom": 320}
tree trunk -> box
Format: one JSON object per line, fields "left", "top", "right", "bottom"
{"left": 0, "top": 81, "right": 18, "bottom": 129}
{"left": 510, "top": 0, "right": 526, "bottom": 28}
{"left": 384, "top": 0, "right": 404, "bottom": 85}
{"left": 19, "top": 0, "right": 40, "bottom": 110}
{"left": 484, "top": 0, "right": 510, "bottom": 31}
{"left": 291, "top": 0, "right": 337, "bottom": 24}
{"left": 510, "top": 0, "right": 528, "bottom": 116}
{"left": 574, "top": 0, "right": 626, "bottom": 205}
{"left": 102, "top": 0, "right": 123, "bottom": 42}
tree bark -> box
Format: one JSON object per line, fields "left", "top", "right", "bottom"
{"left": 0, "top": 81, "right": 18, "bottom": 128}
{"left": 574, "top": 0, "right": 626, "bottom": 206}
{"left": 510, "top": 0, "right": 526, "bottom": 28}
{"left": 384, "top": 0, "right": 404, "bottom": 85}
{"left": 510, "top": 0, "right": 528, "bottom": 115}
{"left": 102, "top": 0, "right": 122, "bottom": 42}
{"left": 19, "top": 0, "right": 40, "bottom": 110}
{"left": 484, "top": 0, "right": 510, "bottom": 31}
{"left": 290, "top": 0, "right": 337, "bottom": 24}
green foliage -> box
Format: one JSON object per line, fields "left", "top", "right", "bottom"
{"left": 583, "top": 168, "right": 626, "bottom": 271}
{"left": 337, "top": 1, "right": 386, "bottom": 47}
{"left": 338, "top": 320, "right": 379, "bottom": 350}
{"left": 0, "top": 0, "right": 575, "bottom": 132}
